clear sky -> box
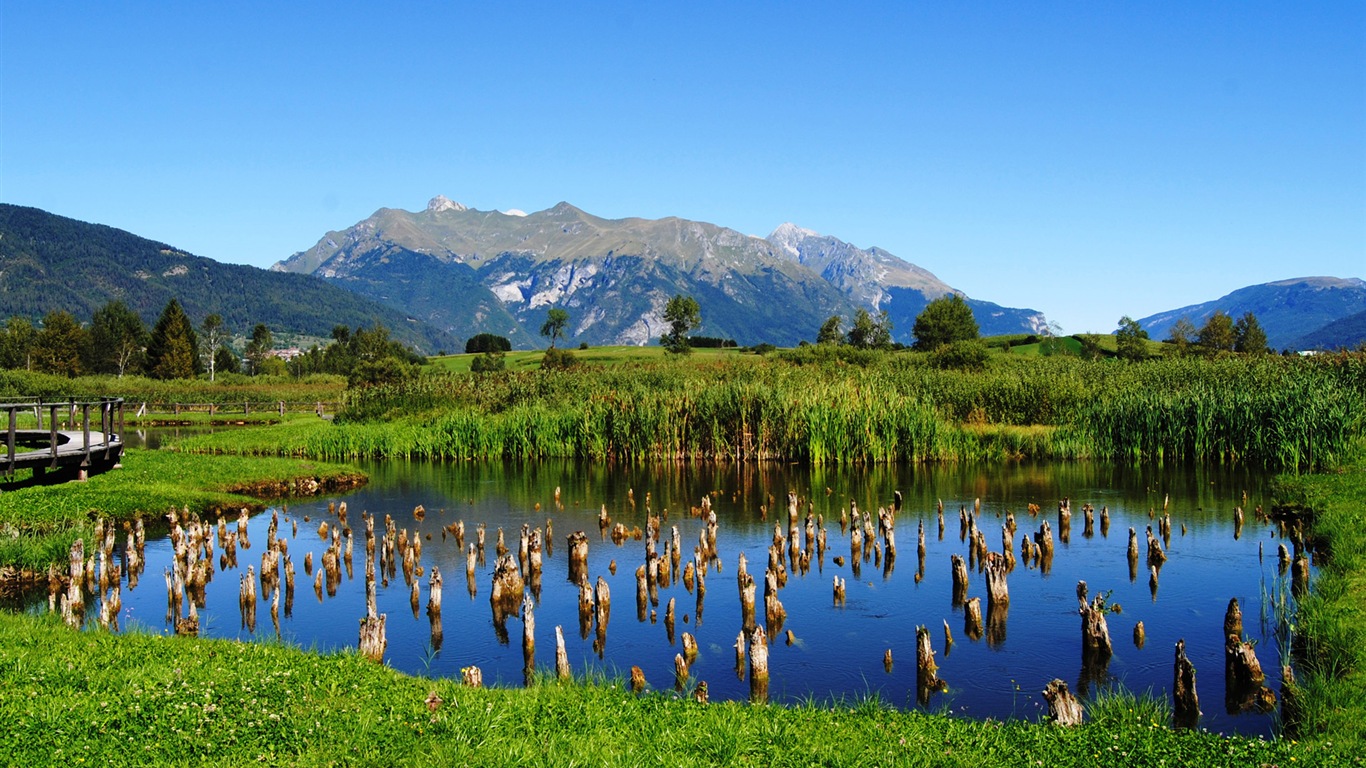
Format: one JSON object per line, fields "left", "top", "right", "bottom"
{"left": 2, "top": 2, "right": 1362, "bottom": 334}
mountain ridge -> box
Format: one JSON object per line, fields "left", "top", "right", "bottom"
{"left": 1135, "top": 277, "right": 1366, "bottom": 350}
{"left": 274, "top": 196, "right": 1049, "bottom": 347}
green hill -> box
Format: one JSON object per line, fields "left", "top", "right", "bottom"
{"left": 0, "top": 204, "right": 457, "bottom": 353}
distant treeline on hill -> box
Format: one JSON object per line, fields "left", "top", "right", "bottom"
{"left": 689, "top": 336, "right": 738, "bottom": 349}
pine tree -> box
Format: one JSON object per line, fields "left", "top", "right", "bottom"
{"left": 146, "top": 298, "right": 200, "bottom": 379}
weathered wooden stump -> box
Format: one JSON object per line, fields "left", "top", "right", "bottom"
{"left": 567, "top": 531, "right": 589, "bottom": 586}
{"left": 951, "top": 554, "right": 969, "bottom": 607}
{"left": 1042, "top": 679, "right": 1083, "bottom": 726}
{"left": 674, "top": 653, "right": 690, "bottom": 692}
{"left": 635, "top": 565, "right": 648, "bottom": 622}
{"left": 915, "top": 625, "right": 946, "bottom": 705}
{"left": 555, "top": 625, "right": 571, "bottom": 681}
{"left": 1134, "top": 620, "right": 1146, "bottom": 649}
{"left": 964, "top": 597, "right": 984, "bottom": 641}
{"left": 749, "top": 626, "right": 770, "bottom": 703}
{"left": 1224, "top": 597, "right": 1243, "bottom": 639}
{"left": 833, "top": 575, "right": 846, "bottom": 606}
{"left": 489, "top": 553, "right": 524, "bottom": 617}
{"left": 1077, "top": 581, "right": 1113, "bottom": 661}
{"left": 630, "top": 665, "right": 647, "bottom": 693}
{"left": 522, "top": 595, "right": 536, "bottom": 686}
{"left": 462, "top": 666, "right": 484, "bottom": 688}
{"left": 1173, "top": 638, "right": 1200, "bottom": 730}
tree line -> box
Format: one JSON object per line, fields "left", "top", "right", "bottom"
{"left": 0, "top": 297, "right": 424, "bottom": 386}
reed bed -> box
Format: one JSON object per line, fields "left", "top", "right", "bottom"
{"left": 179, "top": 353, "right": 1365, "bottom": 470}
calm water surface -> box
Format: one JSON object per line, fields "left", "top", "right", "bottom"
{"left": 107, "top": 457, "right": 1293, "bottom": 736}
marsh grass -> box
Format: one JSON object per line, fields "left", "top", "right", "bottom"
{"left": 180, "top": 353, "right": 1365, "bottom": 470}
{"left": 1273, "top": 440, "right": 1366, "bottom": 753}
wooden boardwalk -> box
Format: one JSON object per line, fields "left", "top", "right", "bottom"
{"left": 0, "top": 399, "right": 124, "bottom": 482}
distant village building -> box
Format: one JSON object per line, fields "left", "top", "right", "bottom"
{"left": 268, "top": 348, "right": 304, "bottom": 362}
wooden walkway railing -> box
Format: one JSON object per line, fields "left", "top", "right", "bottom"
{"left": 132, "top": 401, "right": 337, "bottom": 418}
{"left": 0, "top": 398, "right": 124, "bottom": 480}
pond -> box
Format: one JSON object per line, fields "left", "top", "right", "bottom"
{"left": 85, "top": 457, "right": 1298, "bottom": 736}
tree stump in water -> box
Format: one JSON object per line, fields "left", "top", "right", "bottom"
{"left": 1042, "top": 679, "right": 1083, "bottom": 726}
{"left": 1077, "top": 581, "right": 1113, "bottom": 661}
{"left": 489, "top": 553, "right": 524, "bottom": 617}
{"left": 984, "top": 556, "right": 1009, "bottom": 612}
{"left": 1134, "top": 621, "right": 1146, "bottom": 649}
{"left": 462, "top": 666, "right": 484, "bottom": 688}
{"left": 951, "top": 554, "right": 968, "bottom": 607}
{"left": 915, "top": 625, "right": 946, "bottom": 705}
{"left": 833, "top": 576, "right": 846, "bottom": 606}
{"left": 1173, "top": 639, "right": 1200, "bottom": 730}
{"left": 964, "top": 597, "right": 984, "bottom": 641}
{"left": 674, "top": 653, "right": 689, "bottom": 692}
{"left": 567, "top": 531, "right": 589, "bottom": 586}
{"left": 734, "top": 630, "right": 747, "bottom": 679}
{"left": 522, "top": 595, "right": 536, "bottom": 686}
{"left": 749, "top": 626, "right": 770, "bottom": 703}
{"left": 1224, "top": 597, "right": 1243, "bottom": 639}
{"left": 739, "top": 571, "right": 757, "bottom": 632}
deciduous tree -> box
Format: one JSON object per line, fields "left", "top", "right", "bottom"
{"left": 660, "top": 295, "right": 701, "bottom": 354}
{"left": 540, "top": 308, "right": 569, "bottom": 349}
{"left": 1115, "top": 316, "right": 1150, "bottom": 361}
{"left": 1234, "top": 312, "right": 1269, "bottom": 355}
{"left": 35, "top": 310, "right": 89, "bottom": 377}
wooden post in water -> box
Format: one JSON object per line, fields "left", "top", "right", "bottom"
{"left": 964, "top": 597, "right": 983, "bottom": 641}
{"left": 951, "top": 554, "right": 968, "bottom": 607}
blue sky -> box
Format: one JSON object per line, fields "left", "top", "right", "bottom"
{"left": 2, "top": 2, "right": 1362, "bottom": 334}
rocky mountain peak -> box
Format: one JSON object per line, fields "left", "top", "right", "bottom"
{"left": 426, "top": 195, "right": 468, "bottom": 213}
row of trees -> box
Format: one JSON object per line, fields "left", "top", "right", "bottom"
{"left": 0, "top": 297, "right": 423, "bottom": 383}
{"left": 0, "top": 299, "right": 239, "bottom": 379}
{"left": 1116, "top": 311, "right": 1269, "bottom": 361}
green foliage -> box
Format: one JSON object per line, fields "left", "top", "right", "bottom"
{"left": 912, "top": 294, "right": 979, "bottom": 351}
{"left": 244, "top": 323, "right": 274, "bottom": 375}
{"left": 540, "top": 347, "right": 578, "bottom": 371}
{"left": 1166, "top": 317, "right": 1197, "bottom": 355}
{"left": 1234, "top": 311, "right": 1269, "bottom": 354}
{"left": 465, "top": 333, "right": 512, "bottom": 354}
{"left": 846, "top": 308, "right": 892, "bottom": 350}
{"left": 540, "top": 308, "right": 569, "bottom": 348}
{"left": 1115, "top": 316, "right": 1150, "bottom": 361}
{"left": 0, "top": 316, "right": 37, "bottom": 370}
{"left": 89, "top": 300, "right": 147, "bottom": 377}
{"left": 1196, "top": 310, "right": 1237, "bottom": 355}
{"left": 661, "top": 294, "right": 701, "bottom": 354}
{"left": 33, "top": 310, "right": 89, "bottom": 376}
{"left": 929, "top": 339, "right": 989, "bottom": 371}
{"left": 213, "top": 345, "right": 241, "bottom": 376}
{"left": 816, "top": 315, "right": 843, "bottom": 345}
{"left": 199, "top": 312, "right": 227, "bottom": 381}
{"left": 470, "top": 350, "right": 506, "bottom": 373}
{"left": 145, "top": 298, "right": 200, "bottom": 379}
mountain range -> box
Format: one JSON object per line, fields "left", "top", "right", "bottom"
{"left": 1136, "top": 277, "right": 1366, "bottom": 351}
{"left": 1, "top": 200, "right": 1360, "bottom": 355}
{"left": 271, "top": 196, "right": 1048, "bottom": 348}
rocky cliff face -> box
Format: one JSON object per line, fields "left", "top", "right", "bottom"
{"left": 274, "top": 196, "right": 1048, "bottom": 347}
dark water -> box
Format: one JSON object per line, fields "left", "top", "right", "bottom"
{"left": 104, "top": 458, "right": 1293, "bottom": 735}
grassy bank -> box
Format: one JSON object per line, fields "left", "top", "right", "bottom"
{"left": 177, "top": 353, "right": 1364, "bottom": 469}
{"left": 1273, "top": 441, "right": 1366, "bottom": 754}
{"left": 0, "top": 610, "right": 1332, "bottom": 767}
{"left": 0, "top": 449, "right": 364, "bottom": 576}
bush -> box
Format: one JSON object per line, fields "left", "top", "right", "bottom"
{"left": 578, "top": 342, "right": 589, "bottom": 350}
{"left": 470, "top": 350, "right": 506, "bottom": 373}
{"left": 751, "top": 343, "right": 777, "bottom": 355}
{"left": 541, "top": 348, "right": 578, "bottom": 371}
{"left": 930, "top": 339, "right": 989, "bottom": 371}
{"left": 465, "top": 334, "right": 511, "bottom": 354}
